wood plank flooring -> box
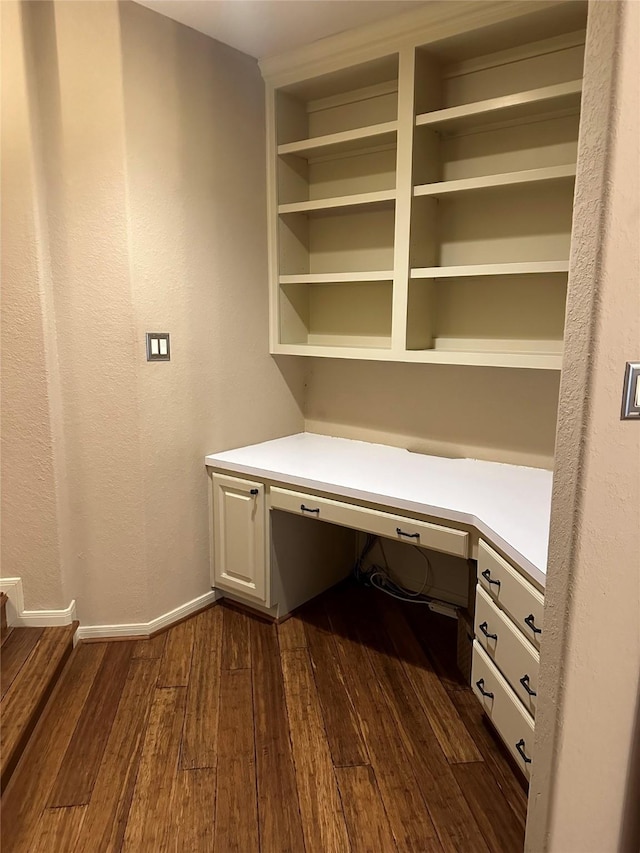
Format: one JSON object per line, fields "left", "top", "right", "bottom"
{"left": 1, "top": 583, "right": 527, "bottom": 852}
{"left": 0, "top": 623, "right": 77, "bottom": 792}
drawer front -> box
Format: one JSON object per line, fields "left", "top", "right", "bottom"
{"left": 269, "top": 487, "right": 469, "bottom": 558}
{"left": 478, "top": 540, "right": 544, "bottom": 649}
{"left": 472, "top": 641, "right": 535, "bottom": 779}
{"left": 475, "top": 584, "right": 540, "bottom": 717}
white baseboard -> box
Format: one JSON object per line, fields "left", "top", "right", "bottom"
{"left": 0, "top": 577, "right": 77, "bottom": 627}
{"left": 75, "top": 589, "right": 221, "bottom": 641}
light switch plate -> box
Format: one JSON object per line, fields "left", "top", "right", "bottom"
{"left": 146, "top": 332, "right": 170, "bottom": 362}
{"left": 621, "top": 361, "right": 640, "bottom": 419}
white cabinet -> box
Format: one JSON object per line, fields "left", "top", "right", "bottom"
{"left": 211, "top": 473, "right": 268, "bottom": 606}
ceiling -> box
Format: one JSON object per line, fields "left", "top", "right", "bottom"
{"left": 134, "top": 0, "right": 428, "bottom": 60}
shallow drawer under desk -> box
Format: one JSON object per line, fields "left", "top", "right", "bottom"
{"left": 475, "top": 584, "right": 540, "bottom": 718}
{"left": 478, "top": 539, "right": 544, "bottom": 650}
{"left": 269, "top": 486, "right": 470, "bottom": 558}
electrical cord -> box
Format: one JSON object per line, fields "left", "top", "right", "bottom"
{"left": 352, "top": 533, "right": 435, "bottom": 605}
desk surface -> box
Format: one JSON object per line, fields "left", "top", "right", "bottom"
{"left": 205, "top": 433, "right": 553, "bottom": 588}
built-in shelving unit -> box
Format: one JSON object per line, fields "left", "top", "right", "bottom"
{"left": 262, "top": 3, "right": 587, "bottom": 369}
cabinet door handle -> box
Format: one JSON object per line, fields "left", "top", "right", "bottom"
{"left": 515, "top": 738, "right": 532, "bottom": 764}
{"left": 396, "top": 527, "right": 419, "bottom": 539}
{"left": 479, "top": 621, "right": 498, "bottom": 641}
{"left": 524, "top": 614, "right": 542, "bottom": 635}
{"left": 520, "top": 674, "right": 537, "bottom": 696}
{"left": 475, "top": 678, "right": 494, "bottom": 699}
{"left": 250, "top": 489, "right": 259, "bottom": 496}
{"left": 481, "top": 569, "right": 501, "bottom": 588}
{"left": 300, "top": 504, "right": 320, "bottom": 515}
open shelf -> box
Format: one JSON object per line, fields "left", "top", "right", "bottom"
{"left": 415, "top": 80, "right": 582, "bottom": 133}
{"left": 411, "top": 261, "right": 570, "bottom": 278}
{"left": 277, "top": 122, "right": 398, "bottom": 158}
{"left": 279, "top": 206, "right": 396, "bottom": 277}
{"left": 414, "top": 164, "right": 576, "bottom": 199}
{"left": 280, "top": 271, "right": 394, "bottom": 285}
{"left": 276, "top": 54, "right": 399, "bottom": 149}
{"left": 279, "top": 280, "right": 393, "bottom": 350}
{"left": 405, "top": 272, "right": 566, "bottom": 367}
{"left": 278, "top": 189, "right": 396, "bottom": 215}
{"left": 411, "top": 181, "right": 575, "bottom": 270}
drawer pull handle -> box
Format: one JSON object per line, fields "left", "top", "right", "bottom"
{"left": 481, "top": 569, "right": 501, "bottom": 588}
{"left": 475, "top": 678, "right": 494, "bottom": 699}
{"left": 520, "top": 674, "right": 537, "bottom": 697}
{"left": 250, "top": 489, "right": 259, "bottom": 496}
{"left": 515, "top": 738, "right": 532, "bottom": 764}
{"left": 300, "top": 504, "right": 320, "bottom": 515}
{"left": 396, "top": 527, "right": 420, "bottom": 540}
{"left": 479, "top": 622, "right": 498, "bottom": 641}
{"left": 524, "top": 614, "right": 542, "bottom": 635}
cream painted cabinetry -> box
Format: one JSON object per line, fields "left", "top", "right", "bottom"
{"left": 261, "top": 3, "right": 587, "bottom": 369}
{"left": 211, "top": 473, "right": 268, "bottom": 606}
{"left": 472, "top": 538, "right": 543, "bottom": 779}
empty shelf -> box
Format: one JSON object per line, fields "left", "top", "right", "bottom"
{"left": 278, "top": 121, "right": 398, "bottom": 158}
{"left": 414, "top": 165, "right": 577, "bottom": 198}
{"left": 279, "top": 189, "right": 396, "bottom": 215}
{"left": 415, "top": 80, "right": 582, "bottom": 132}
{"left": 411, "top": 262, "right": 570, "bottom": 279}
{"left": 279, "top": 271, "right": 394, "bottom": 284}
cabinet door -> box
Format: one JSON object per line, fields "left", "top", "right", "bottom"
{"left": 212, "top": 473, "right": 267, "bottom": 605}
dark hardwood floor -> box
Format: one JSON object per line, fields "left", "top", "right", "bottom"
{"left": 1, "top": 582, "right": 527, "bottom": 852}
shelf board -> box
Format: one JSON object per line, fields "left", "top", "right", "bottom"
{"left": 411, "top": 261, "right": 570, "bottom": 279}
{"left": 415, "top": 80, "right": 582, "bottom": 132}
{"left": 279, "top": 271, "right": 394, "bottom": 285}
{"left": 406, "top": 348, "right": 563, "bottom": 370}
{"left": 431, "top": 337, "right": 563, "bottom": 355}
{"left": 272, "top": 342, "right": 562, "bottom": 370}
{"left": 414, "top": 165, "right": 577, "bottom": 198}
{"left": 275, "top": 339, "right": 391, "bottom": 354}
{"left": 277, "top": 121, "right": 398, "bottom": 158}
{"left": 279, "top": 189, "right": 396, "bottom": 215}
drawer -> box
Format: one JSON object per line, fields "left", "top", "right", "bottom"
{"left": 475, "top": 584, "right": 540, "bottom": 718}
{"left": 478, "top": 539, "right": 544, "bottom": 650}
{"left": 269, "top": 487, "right": 469, "bottom": 558}
{"left": 471, "top": 640, "right": 535, "bottom": 779}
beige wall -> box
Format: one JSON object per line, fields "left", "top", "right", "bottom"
{"left": 527, "top": 1, "right": 640, "bottom": 850}
{"left": 1, "top": 1, "right": 68, "bottom": 611}
{"left": 306, "top": 360, "right": 560, "bottom": 468}
{"left": 0, "top": 0, "right": 305, "bottom": 626}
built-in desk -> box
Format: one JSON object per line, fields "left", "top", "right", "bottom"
{"left": 205, "top": 432, "right": 551, "bottom": 778}
{"left": 205, "top": 432, "right": 551, "bottom": 587}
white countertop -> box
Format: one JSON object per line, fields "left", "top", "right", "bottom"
{"left": 205, "top": 433, "right": 553, "bottom": 588}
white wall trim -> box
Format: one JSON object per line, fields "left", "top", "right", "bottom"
{"left": 75, "top": 589, "right": 221, "bottom": 641}
{"left": 0, "top": 577, "right": 77, "bottom": 627}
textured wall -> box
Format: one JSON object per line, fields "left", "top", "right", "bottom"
{"left": 1, "top": 1, "right": 66, "bottom": 610}
{"left": 306, "top": 360, "right": 560, "bottom": 468}
{"left": 0, "top": 0, "right": 305, "bottom": 625}
{"left": 527, "top": 1, "right": 640, "bottom": 850}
